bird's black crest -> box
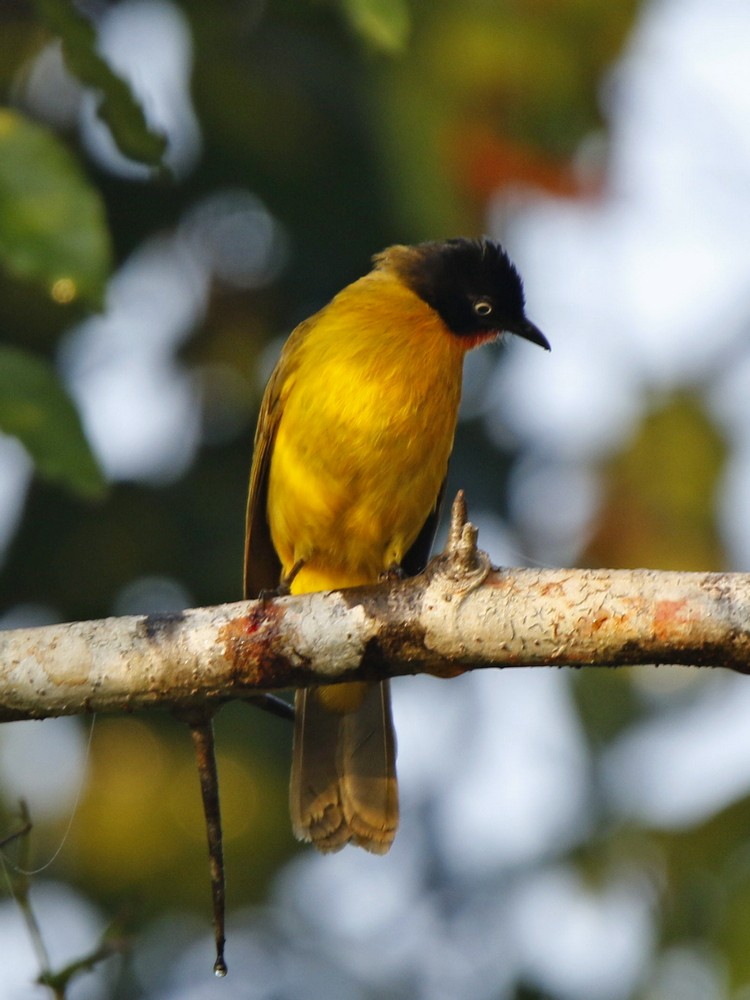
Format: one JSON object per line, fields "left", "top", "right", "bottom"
{"left": 384, "top": 238, "right": 529, "bottom": 338}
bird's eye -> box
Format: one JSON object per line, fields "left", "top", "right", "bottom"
{"left": 473, "top": 299, "right": 493, "bottom": 317}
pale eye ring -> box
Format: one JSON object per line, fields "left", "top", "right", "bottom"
{"left": 473, "top": 298, "right": 493, "bottom": 317}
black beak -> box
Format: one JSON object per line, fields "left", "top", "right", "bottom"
{"left": 508, "top": 317, "right": 551, "bottom": 352}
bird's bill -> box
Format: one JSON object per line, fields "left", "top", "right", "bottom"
{"left": 509, "top": 318, "right": 551, "bottom": 351}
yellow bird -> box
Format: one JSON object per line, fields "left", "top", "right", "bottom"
{"left": 244, "top": 238, "right": 549, "bottom": 854}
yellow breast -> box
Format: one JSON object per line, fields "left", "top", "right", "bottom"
{"left": 267, "top": 270, "right": 467, "bottom": 593}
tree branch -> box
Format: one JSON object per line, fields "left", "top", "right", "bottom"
{"left": 1, "top": 495, "right": 748, "bottom": 723}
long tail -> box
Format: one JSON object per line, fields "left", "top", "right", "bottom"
{"left": 290, "top": 680, "right": 398, "bottom": 853}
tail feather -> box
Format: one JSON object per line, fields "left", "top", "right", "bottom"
{"left": 340, "top": 682, "right": 398, "bottom": 854}
{"left": 290, "top": 681, "right": 398, "bottom": 853}
{"left": 289, "top": 688, "right": 343, "bottom": 845}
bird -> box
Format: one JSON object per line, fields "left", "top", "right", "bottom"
{"left": 244, "top": 237, "right": 549, "bottom": 854}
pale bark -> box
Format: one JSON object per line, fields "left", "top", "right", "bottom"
{"left": 0, "top": 496, "right": 747, "bottom": 723}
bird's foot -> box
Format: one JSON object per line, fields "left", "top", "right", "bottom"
{"left": 380, "top": 563, "right": 405, "bottom": 584}
{"left": 259, "top": 559, "right": 305, "bottom": 602}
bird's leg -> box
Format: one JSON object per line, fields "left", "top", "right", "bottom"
{"left": 277, "top": 558, "right": 305, "bottom": 595}
{"left": 380, "top": 563, "right": 406, "bottom": 583}
{"left": 258, "top": 558, "right": 305, "bottom": 603}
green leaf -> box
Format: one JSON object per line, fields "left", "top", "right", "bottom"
{"left": 0, "top": 345, "right": 106, "bottom": 499}
{"left": 0, "top": 109, "right": 112, "bottom": 307}
{"left": 34, "top": 0, "right": 168, "bottom": 169}
{"left": 340, "top": 0, "right": 411, "bottom": 53}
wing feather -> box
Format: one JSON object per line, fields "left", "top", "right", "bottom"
{"left": 243, "top": 320, "right": 312, "bottom": 598}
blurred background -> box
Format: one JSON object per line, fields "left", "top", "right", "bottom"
{"left": 1, "top": 0, "right": 750, "bottom": 996}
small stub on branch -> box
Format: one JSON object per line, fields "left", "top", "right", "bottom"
{"left": 447, "top": 489, "right": 469, "bottom": 552}
{"left": 436, "top": 491, "right": 492, "bottom": 592}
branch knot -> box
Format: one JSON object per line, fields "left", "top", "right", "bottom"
{"left": 430, "top": 491, "right": 492, "bottom": 598}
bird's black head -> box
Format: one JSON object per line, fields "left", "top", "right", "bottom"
{"left": 379, "top": 238, "right": 550, "bottom": 350}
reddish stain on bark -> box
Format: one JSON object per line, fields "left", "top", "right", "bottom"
{"left": 540, "top": 580, "right": 568, "bottom": 598}
{"left": 654, "top": 599, "right": 689, "bottom": 640}
{"left": 218, "top": 603, "right": 311, "bottom": 689}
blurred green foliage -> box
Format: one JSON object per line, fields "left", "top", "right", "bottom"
{"left": 339, "top": 0, "right": 411, "bottom": 53}
{"left": 0, "top": 108, "right": 111, "bottom": 305}
{"left": 0, "top": 344, "right": 105, "bottom": 497}
{"left": 33, "top": 0, "right": 168, "bottom": 168}
{"left": 585, "top": 393, "right": 727, "bottom": 573}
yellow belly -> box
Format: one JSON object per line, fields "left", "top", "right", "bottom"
{"left": 267, "top": 273, "right": 466, "bottom": 592}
